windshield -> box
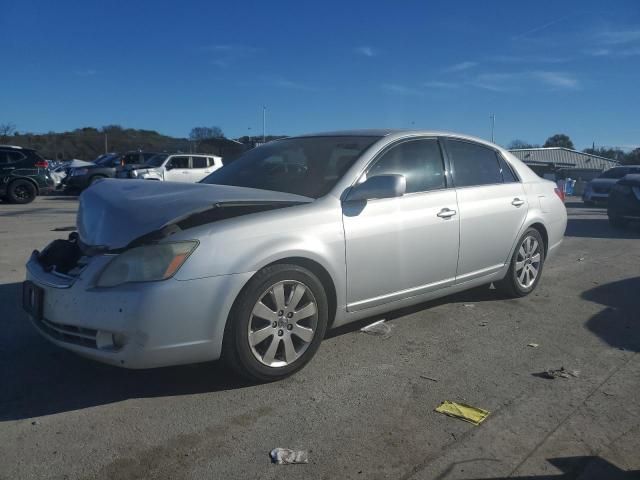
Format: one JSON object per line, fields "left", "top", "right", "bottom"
{"left": 95, "top": 154, "right": 118, "bottom": 166}
{"left": 200, "top": 136, "right": 380, "bottom": 198}
{"left": 145, "top": 154, "right": 168, "bottom": 167}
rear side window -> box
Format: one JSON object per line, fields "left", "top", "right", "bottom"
{"left": 366, "top": 139, "right": 446, "bottom": 193}
{"left": 0, "top": 150, "right": 26, "bottom": 164}
{"left": 192, "top": 156, "right": 207, "bottom": 168}
{"left": 497, "top": 154, "right": 518, "bottom": 183}
{"left": 447, "top": 140, "right": 503, "bottom": 187}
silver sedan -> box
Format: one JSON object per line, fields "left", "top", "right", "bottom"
{"left": 24, "top": 130, "right": 567, "bottom": 381}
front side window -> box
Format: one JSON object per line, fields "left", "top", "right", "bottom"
{"left": 192, "top": 156, "right": 207, "bottom": 168}
{"left": 145, "top": 154, "right": 168, "bottom": 167}
{"left": 201, "top": 136, "right": 380, "bottom": 198}
{"left": 168, "top": 156, "right": 189, "bottom": 169}
{"left": 447, "top": 140, "right": 503, "bottom": 187}
{"left": 365, "top": 139, "right": 446, "bottom": 193}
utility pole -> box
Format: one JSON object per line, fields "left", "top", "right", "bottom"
{"left": 104, "top": 133, "right": 108, "bottom": 154}
{"left": 490, "top": 114, "right": 495, "bottom": 143}
{"left": 262, "top": 106, "right": 266, "bottom": 143}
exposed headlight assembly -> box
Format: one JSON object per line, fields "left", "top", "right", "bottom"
{"left": 96, "top": 241, "right": 198, "bottom": 287}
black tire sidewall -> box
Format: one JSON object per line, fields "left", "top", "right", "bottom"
{"left": 507, "top": 228, "right": 545, "bottom": 296}
{"left": 8, "top": 180, "right": 36, "bottom": 204}
{"left": 224, "top": 264, "right": 328, "bottom": 382}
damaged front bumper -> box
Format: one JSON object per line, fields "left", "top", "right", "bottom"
{"left": 24, "top": 245, "right": 253, "bottom": 369}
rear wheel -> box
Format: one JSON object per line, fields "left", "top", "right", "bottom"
{"left": 496, "top": 228, "right": 545, "bottom": 298}
{"left": 7, "top": 180, "right": 37, "bottom": 204}
{"left": 222, "top": 264, "right": 328, "bottom": 382}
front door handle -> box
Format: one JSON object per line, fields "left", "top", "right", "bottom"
{"left": 512, "top": 198, "right": 525, "bottom": 207}
{"left": 437, "top": 208, "right": 457, "bottom": 218}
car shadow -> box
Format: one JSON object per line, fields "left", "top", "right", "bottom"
{"left": 582, "top": 276, "right": 640, "bottom": 353}
{"left": 327, "top": 284, "right": 511, "bottom": 339}
{"left": 432, "top": 455, "right": 637, "bottom": 479}
{"left": 564, "top": 217, "right": 640, "bottom": 239}
{"left": 0, "top": 282, "right": 252, "bottom": 421}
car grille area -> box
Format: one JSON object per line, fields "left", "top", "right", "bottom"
{"left": 34, "top": 317, "right": 122, "bottom": 351}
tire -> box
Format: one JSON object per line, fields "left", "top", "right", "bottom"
{"left": 496, "top": 228, "right": 545, "bottom": 298}
{"left": 88, "top": 175, "right": 106, "bottom": 186}
{"left": 7, "top": 179, "right": 37, "bottom": 204}
{"left": 222, "top": 264, "right": 329, "bottom": 382}
{"left": 608, "top": 215, "right": 628, "bottom": 229}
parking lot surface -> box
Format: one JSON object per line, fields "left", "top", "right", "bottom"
{"left": 1, "top": 196, "right": 639, "bottom": 479}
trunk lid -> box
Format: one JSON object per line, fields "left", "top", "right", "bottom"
{"left": 77, "top": 179, "right": 313, "bottom": 250}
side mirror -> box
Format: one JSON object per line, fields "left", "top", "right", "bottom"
{"left": 345, "top": 174, "right": 406, "bottom": 202}
{"left": 164, "top": 163, "right": 173, "bottom": 170}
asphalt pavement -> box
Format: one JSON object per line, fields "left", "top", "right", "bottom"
{"left": 0, "top": 195, "right": 638, "bottom": 479}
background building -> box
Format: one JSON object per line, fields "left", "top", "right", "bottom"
{"left": 509, "top": 147, "right": 619, "bottom": 181}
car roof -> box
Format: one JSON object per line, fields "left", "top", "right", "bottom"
{"left": 291, "top": 129, "right": 505, "bottom": 151}
{"left": 0, "top": 144, "right": 35, "bottom": 151}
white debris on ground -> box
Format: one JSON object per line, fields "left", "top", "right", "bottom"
{"left": 360, "top": 319, "right": 393, "bottom": 337}
{"left": 270, "top": 448, "right": 309, "bottom": 465}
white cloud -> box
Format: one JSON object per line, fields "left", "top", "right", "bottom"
{"left": 381, "top": 84, "right": 423, "bottom": 96}
{"left": 355, "top": 46, "right": 376, "bottom": 57}
{"left": 423, "top": 81, "right": 460, "bottom": 89}
{"left": 471, "top": 71, "right": 579, "bottom": 92}
{"left": 444, "top": 61, "right": 477, "bottom": 72}
{"left": 598, "top": 29, "right": 640, "bottom": 45}
{"left": 533, "top": 71, "right": 579, "bottom": 89}
{"left": 74, "top": 69, "right": 97, "bottom": 76}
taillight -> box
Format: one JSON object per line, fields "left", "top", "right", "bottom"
{"left": 34, "top": 160, "right": 49, "bottom": 168}
{"left": 554, "top": 187, "right": 565, "bottom": 202}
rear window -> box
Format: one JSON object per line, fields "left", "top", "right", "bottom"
{"left": 0, "top": 150, "right": 26, "bottom": 164}
{"left": 600, "top": 168, "right": 628, "bottom": 179}
{"left": 447, "top": 140, "right": 503, "bottom": 187}
{"left": 192, "top": 156, "right": 207, "bottom": 168}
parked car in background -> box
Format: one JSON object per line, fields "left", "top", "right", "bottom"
{"left": 116, "top": 153, "right": 223, "bottom": 182}
{"left": 582, "top": 165, "right": 640, "bottom": 205}
{"left": 608, "top": 174, "right": 640, "bottom": 228}
{"left": 24, "top": 130, "right": 567, "bottom": 381}
{"left": 0, "top": 145, "right": 54, "bottom": 203}
{"left": 63, "top": 151, "right": 157, "bottom": 191}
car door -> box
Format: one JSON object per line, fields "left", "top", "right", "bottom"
{"left": 342, "top": 138, "right": 460, "bottom": 312}
{"left": 444, "top": 138, "right": 528, "bottom": 282}
{"left": 189, "top": 156, "right": 210, "bottom": 182}
{"left": 163, "top": 156, "right": 191, "bottom": 182}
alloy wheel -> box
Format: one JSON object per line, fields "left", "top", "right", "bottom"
{"left": 248, "top": 280, "right": 318, "bottom": 367}
{"left": 515, "top": 236, "right": 541, "bottom": 289}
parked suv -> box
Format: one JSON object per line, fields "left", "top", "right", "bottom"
{"left": 63, "top": 151, "right": 158, "bottom": 191}
{"left": 0, "top": 145, "right": 54, "bottom": 204}
{"left": 117, "top": 153, "right": 223, "bottom": 182}
{"left": 583, "top": 165, "right": 640, "bottom": 204}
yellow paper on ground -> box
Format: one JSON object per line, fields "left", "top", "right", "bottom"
{"left": 435, "top": 401, "right": 490, "bottom": 425}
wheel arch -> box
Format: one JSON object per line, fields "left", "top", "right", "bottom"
{"left": 527, "top": 222, "right": 549, "bottom": 256}
{"left": 260, "top": 257, "right": 338, "bottom": 329}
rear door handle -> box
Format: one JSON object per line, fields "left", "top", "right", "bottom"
{"left": 512, "top": 198, "right": 525, "bottom": 207}
{"left": 437, "top": 208, "right": 457, "bottom": 218}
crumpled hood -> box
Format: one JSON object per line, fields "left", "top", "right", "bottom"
{"left": 77, "top": 179, "right": 312, "bottom": 249}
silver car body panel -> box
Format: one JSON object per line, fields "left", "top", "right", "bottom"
{"left": 27, "top": 130, "right": 567, "bottom": 368}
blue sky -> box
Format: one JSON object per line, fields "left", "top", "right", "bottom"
{"left": 2, "top": 0, "right": 639, "bottom": 149}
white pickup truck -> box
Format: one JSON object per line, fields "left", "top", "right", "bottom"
{"left": 117, "top": 153, "right": 223, "bottom": 182}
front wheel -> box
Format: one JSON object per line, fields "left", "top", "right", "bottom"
{"left": 496, "top": 228, "right": 545, "bottom": 298}
{"left": 222, "top": 264, "right": 328, "bottom": 382}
